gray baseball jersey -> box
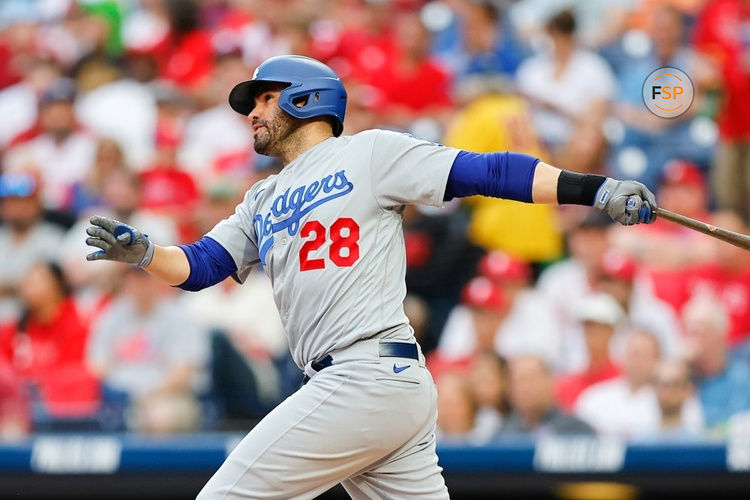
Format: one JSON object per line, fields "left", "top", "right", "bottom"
{"left": 206, "top": 129, "right": 459, "bottom": 370}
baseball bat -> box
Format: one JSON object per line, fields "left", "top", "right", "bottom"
{"left": 656, "top": 208, "right": 750, "bottom": 251}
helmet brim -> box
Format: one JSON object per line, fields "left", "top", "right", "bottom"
{"left": 228, "top": 79, "right": 291, "bottom": 115}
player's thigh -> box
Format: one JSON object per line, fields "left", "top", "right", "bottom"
{"left": 342, "top": 376, "right": 449, "bottom": 500}
{"left": 197, "top": 374, "right": 351, "bottom": 500}
{"left": 197, "top": 362, "right": 433, "bottom": 499}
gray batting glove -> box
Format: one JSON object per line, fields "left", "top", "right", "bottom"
{"left": 85, "top": 215, "right": 155, "bottom": 267}
{"left": 594, "top": 178, "right": 658, "bottom": 225}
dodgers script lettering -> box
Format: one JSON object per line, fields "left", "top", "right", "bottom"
{"left": 254, "top": 170, "right": 354, "bottom": 264}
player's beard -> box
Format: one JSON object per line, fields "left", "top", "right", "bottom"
{"left": 253, "top": 110, "right": 300, "bottom": 157}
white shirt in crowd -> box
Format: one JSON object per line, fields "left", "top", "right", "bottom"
{"left": 178, "top": 105, "right": 253, "bottom": 182}
{"left": 76, "top": 78, "right": 157, "bottom": 169}
{"left": 473, "top": 407, "right": 505, "bottom": 443}
{"left": 575, "top": 377, "right": 704, "bottom": 439}
{"left": 4, "top": 131, "right": 97, "bottom": 209}
{"left": 178, "top": 270, "right": 288, "bottom": 358}
{"left": 0, "top": 82, "right": 38, "bottom": 148}
{"left": 516, "top": 48, "right": 616, "bottom": 146}
{"left": 612, "top": 283, "right": 684, "bottom": 363}
{"left": 536, "top": 259, "right": 592, "bottom": 372}
{"left": 437, "top": 289, "right": 561, "bottom": 367}
{"left": 88, "top": 297, "right": 208, "bottom": 397}
{"left": 538, "top": 258, "right": 684, "bottom": 372}
{"left": 0, "top": 222, "right": 65, "bottom": 322}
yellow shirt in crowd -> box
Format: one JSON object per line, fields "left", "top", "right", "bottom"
{"left": 443, "top": 94, "right": 563, "bottom": 262}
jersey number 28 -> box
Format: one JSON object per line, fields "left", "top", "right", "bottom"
{"left": 299, "top": 218, "right": 360, "bottom": 271}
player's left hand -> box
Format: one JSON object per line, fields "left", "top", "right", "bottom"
{"left": 594, "top": 178, "right": 657, "bottom": 225}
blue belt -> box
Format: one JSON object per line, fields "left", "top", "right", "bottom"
{"left": 302, "top": 341, "right": 419, "bottom": 384}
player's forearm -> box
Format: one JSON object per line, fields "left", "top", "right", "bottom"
{"left": 532, "top": 161, "right": 612, "bottom": 206}
{"left": 127, "top": 238, "right": 237, "bottom": 291}
{"left": 531, "top": 161, "right": 562, "bottom": 204}
{"left": 143, "top": 245, "right": 191, "bottom": 286}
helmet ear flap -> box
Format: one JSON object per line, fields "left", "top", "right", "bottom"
{"left": 285, "top": 93, "right": 341, "bottom": 135}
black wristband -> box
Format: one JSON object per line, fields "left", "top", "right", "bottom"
{"left": 557, "top": 171, "right": 607, "bottom": 206}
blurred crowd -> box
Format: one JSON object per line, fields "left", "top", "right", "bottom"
{"left": 0, "top": 0, "right": 749, "bottom": 446}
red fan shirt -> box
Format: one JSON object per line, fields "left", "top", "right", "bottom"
{"left": 694, "top": 0, "right": 750, "bottom": 140}
{"left": 139, "top": 167, "right": 200, "bottom": 212}
{"left": 0, "top": 299, "right": 99, "bottom": 416}
{"left": 685, "top": 264, "right": 750, "bottom": 344}
{"left": 555, "top": 361, "right": 621, "bottom": 411}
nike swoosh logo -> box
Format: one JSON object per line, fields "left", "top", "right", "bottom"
{"left": 393, "top": 364, "right": 410, "bottom": 374}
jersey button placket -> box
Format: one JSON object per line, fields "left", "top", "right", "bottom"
{"left": 268, "top": 180, "right": 287, "bottom": 284}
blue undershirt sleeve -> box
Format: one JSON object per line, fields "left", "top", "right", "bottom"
{"left": 177, "top": 236, "right": 238, "bottom": 292}
{"left": 443, "top": 150, "right": 539, "bottom": 203}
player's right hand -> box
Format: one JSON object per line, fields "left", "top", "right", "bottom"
{"left": 85, "top": 215, "right": 155, "bottom": 267}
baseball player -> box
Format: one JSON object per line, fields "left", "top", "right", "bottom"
{"left": 85, "top": 55, "right": 657, "bottom": 499}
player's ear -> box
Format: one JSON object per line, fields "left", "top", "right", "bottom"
{"left": 292, "top": 95, "right": 310, "bottom": 108}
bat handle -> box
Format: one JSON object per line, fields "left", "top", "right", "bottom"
{"left": 656, "top": 208, "right": 750, "bottom": 252}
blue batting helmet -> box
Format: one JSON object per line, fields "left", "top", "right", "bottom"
{"left": 229, "top": 55, "right": 347, "bottom": 136}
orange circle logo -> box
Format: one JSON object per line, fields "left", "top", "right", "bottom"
{"left": 641, "top": 67, "right": 694, "bottom": 118}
